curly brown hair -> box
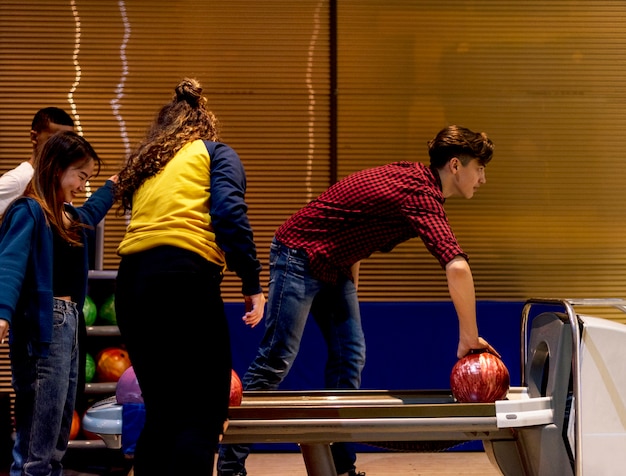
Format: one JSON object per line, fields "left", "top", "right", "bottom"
{"left": 116, "top": 78, "right": 221, "bottom": 213}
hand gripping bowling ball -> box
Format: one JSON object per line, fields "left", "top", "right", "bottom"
{"left": 450, "top": 350, "right": 510, "bottom": 403}
{"left": 230, "top": 369, "right": 243, "bottom": 406}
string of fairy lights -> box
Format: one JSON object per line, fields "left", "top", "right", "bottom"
{"left": 67, "top": 0, "right": 131, "bottom": 199}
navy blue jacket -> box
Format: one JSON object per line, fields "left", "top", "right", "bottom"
{"left": 0, "top": 180, "right": 115, "bottom": 357}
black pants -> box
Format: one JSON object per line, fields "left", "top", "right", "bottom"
{"left": 115, "top": 246, "right": 231, "bottom": 476}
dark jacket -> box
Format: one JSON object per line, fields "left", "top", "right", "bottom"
{"left": 0, "top": 180, "right": 115, "bottom": 357}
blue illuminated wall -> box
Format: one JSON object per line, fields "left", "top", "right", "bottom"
{"left": 226, "top": 300, "right": 525, "bottom": 453}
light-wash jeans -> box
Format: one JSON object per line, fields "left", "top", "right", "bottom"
{"left": 11, "top": 298, "right": 79, "bottom": 476}
{"left": 218, "top": 238, "right": 366, "bottom": 475}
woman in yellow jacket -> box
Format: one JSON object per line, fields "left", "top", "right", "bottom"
{"left": 114, "top": 78, "right": 265, "bottom": 476}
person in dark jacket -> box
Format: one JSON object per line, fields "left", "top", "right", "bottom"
{"left": 0, "top": 130, "right": 116, "bottom": 476}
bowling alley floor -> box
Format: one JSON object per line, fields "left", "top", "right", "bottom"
{"left": 239, "top": 451, "right": 501, "bottom": 475}
{"left": 57, "top": 450, "right": 501, "bottom": 476}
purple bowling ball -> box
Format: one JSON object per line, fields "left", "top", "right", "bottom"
{"left": 116, "top": 366, "right": 144, "bottom": 404}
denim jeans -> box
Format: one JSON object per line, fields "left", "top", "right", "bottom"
{"left": 218, "top": 239, "right": 366, "bottom": 475}
{"left": 10, "top": 298, "right": 79, "bottom": 476}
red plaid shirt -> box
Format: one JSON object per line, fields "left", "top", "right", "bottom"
{"left": 275, "top": 161, "right": 467, "bottom": 284}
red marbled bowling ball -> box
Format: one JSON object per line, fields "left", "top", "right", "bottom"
{"left": 230, "top": 369, "right": 243, "bottom": 406}
{"left": 450, "top": 350, "right": 510, "bottom": 403}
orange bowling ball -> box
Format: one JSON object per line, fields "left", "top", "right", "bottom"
{"left": 96, "top": 347, "right": 132, "bottom": 383}
{"left": 69, "top": 410, "right": 80, "bottom": 440}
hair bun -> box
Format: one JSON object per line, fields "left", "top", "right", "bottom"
{"left": 175, "top": 78, "right": 202, "bottom": 106}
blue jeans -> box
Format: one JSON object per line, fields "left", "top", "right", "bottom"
{"left": 218, "top": 239, "right": 366, "bottom": 475}
{"left": 10, "top": 298, "right": 79, "bottom": 476}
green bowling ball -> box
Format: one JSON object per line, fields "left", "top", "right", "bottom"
{"left": 85, "top": 352, "right": 96, "bottom": 383}
{"left": 98, "top": 294, "right": 116, "bottom": 325}
{"left": 83, "top": 296, "right": 97, "bottom": 326}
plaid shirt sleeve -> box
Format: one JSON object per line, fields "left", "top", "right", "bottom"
{"left": 276, "top": 162, "right": 467, "bottom": 283}
{"left": 402, "top": 190, "right": 467, "bottom": 269}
